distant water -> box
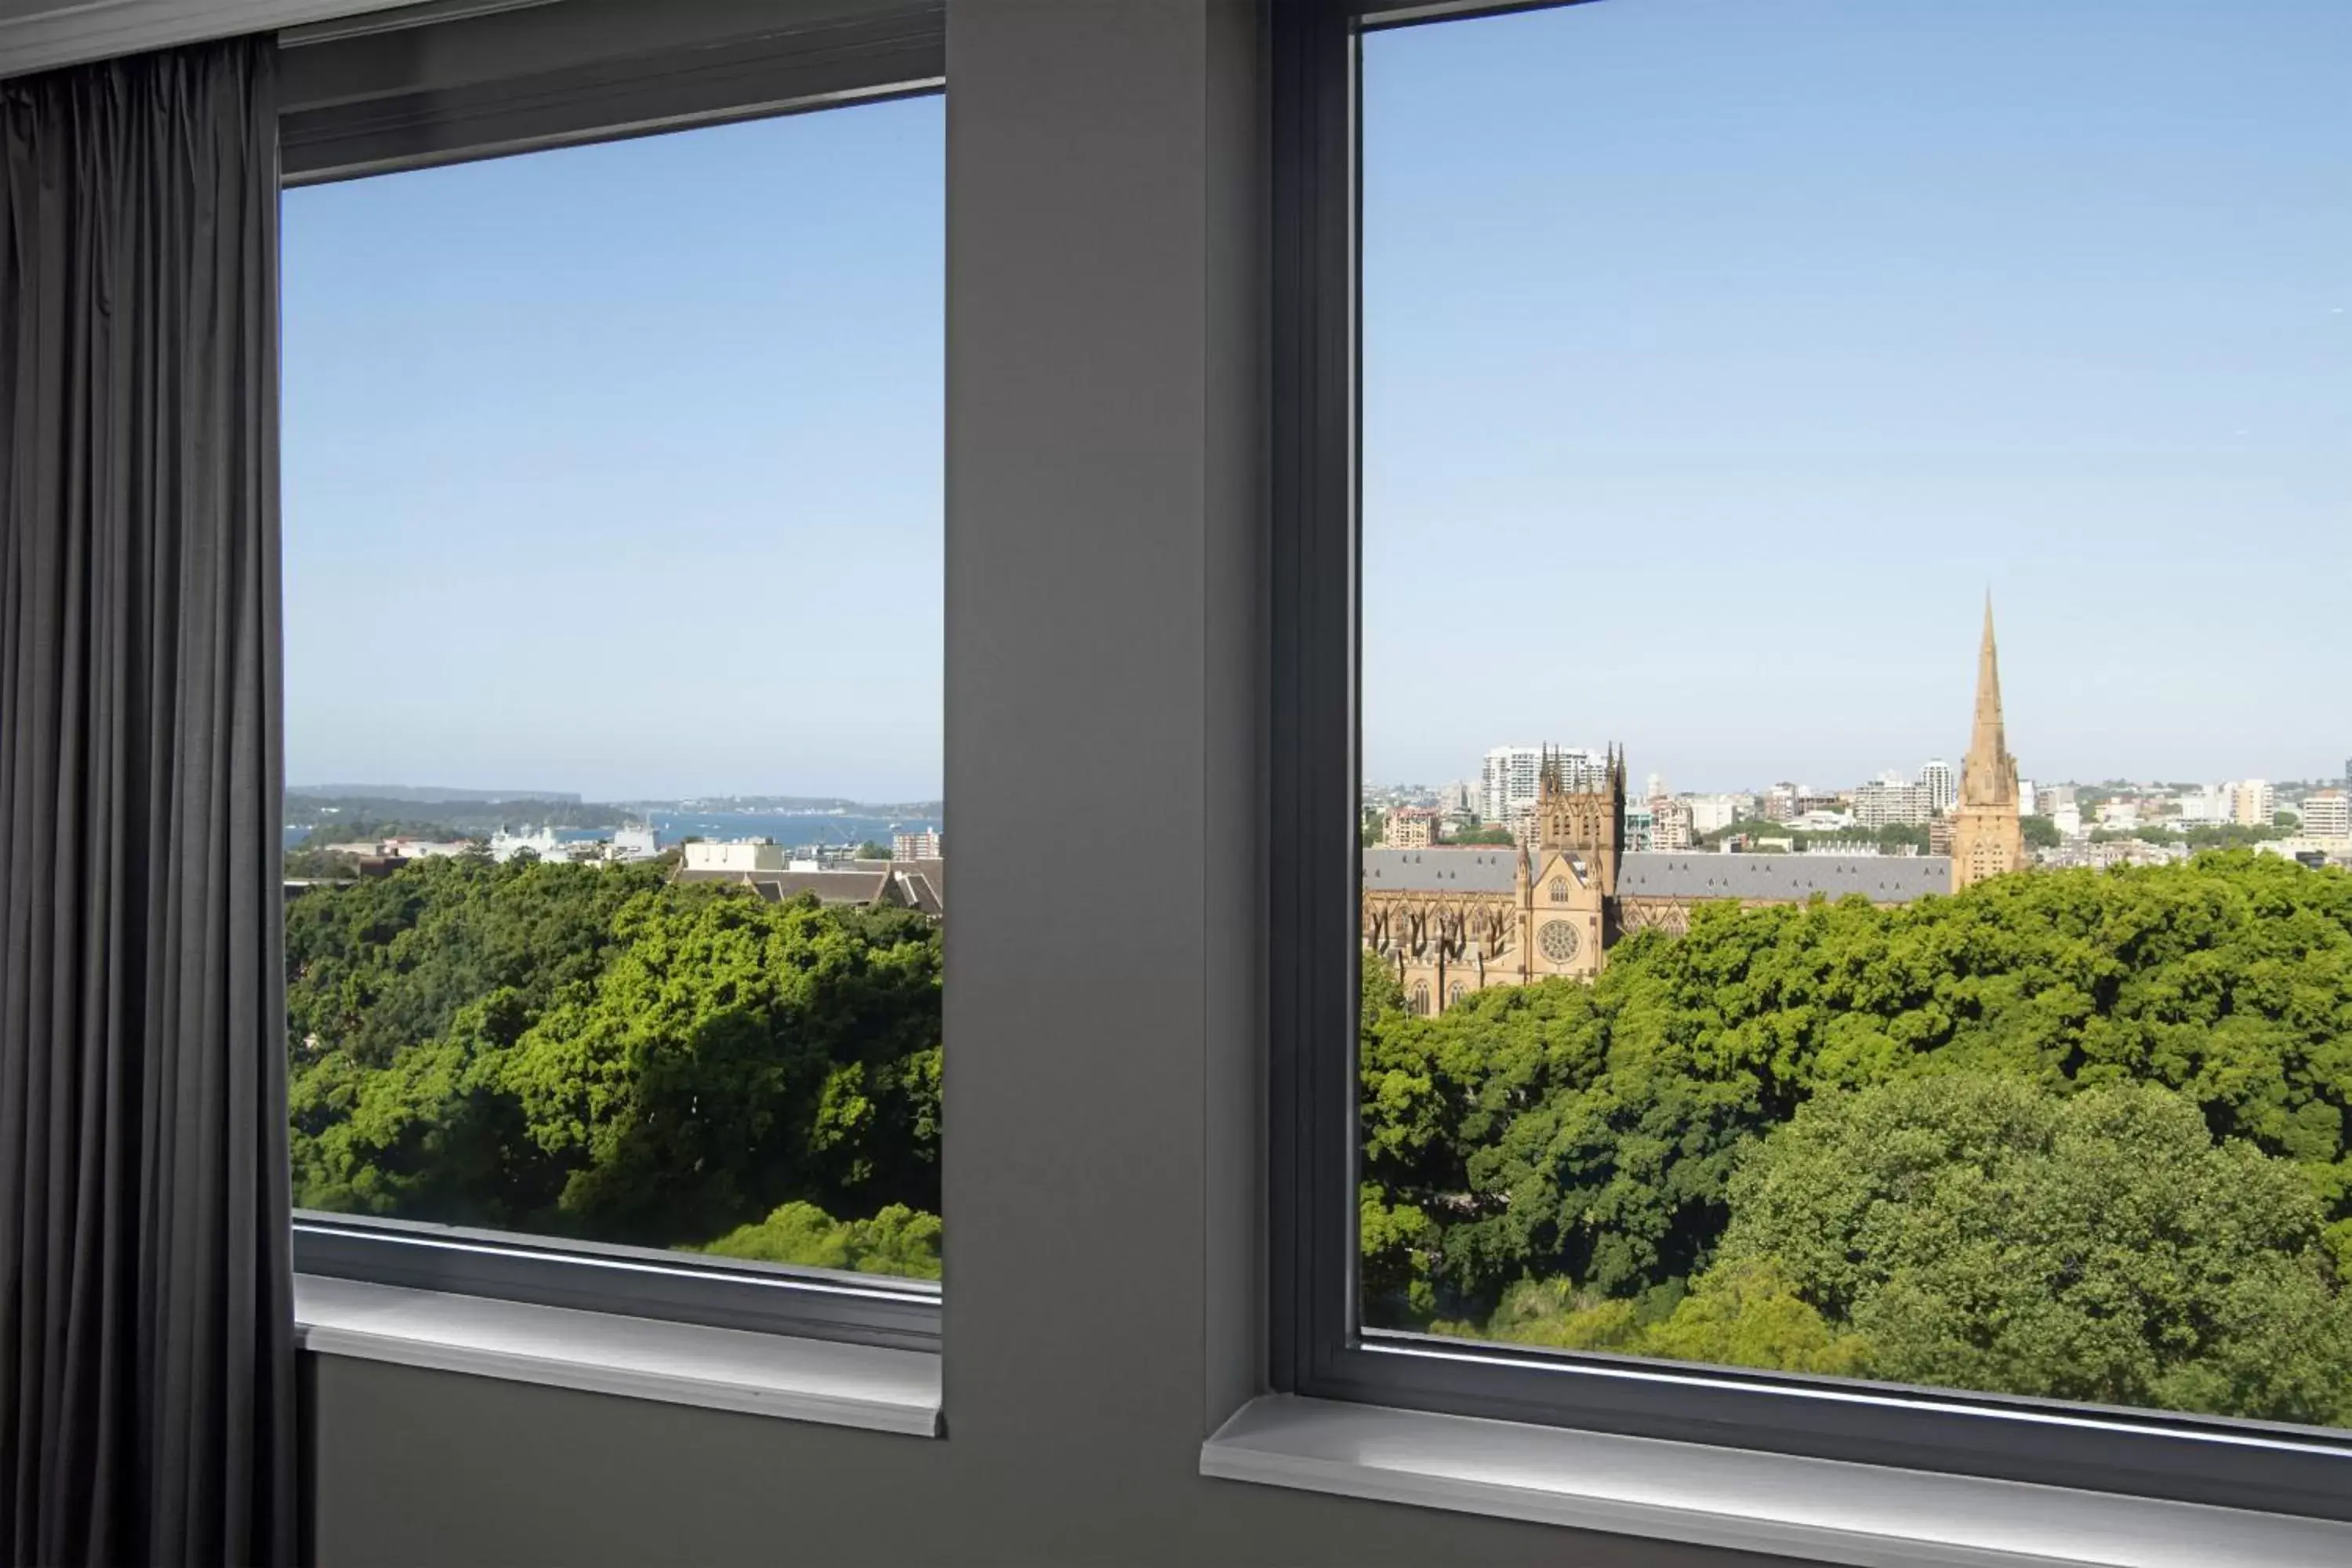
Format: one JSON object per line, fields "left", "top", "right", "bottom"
{"left": 645, "top": 809, "right": 942, "bottom": 850}
{"left": 285, "top": 808, "right": 942, "bottom": 853}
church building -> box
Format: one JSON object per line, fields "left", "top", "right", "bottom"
{"left": 1364, "top": 604, "right": 2026, "bottom": 1014}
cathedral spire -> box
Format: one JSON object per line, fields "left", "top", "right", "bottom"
{"left": 1953, "top": 595, "right": 2024, "bottom": 891}
{"left": 1968, "top": 591, "right": 2006, "bottom": 790}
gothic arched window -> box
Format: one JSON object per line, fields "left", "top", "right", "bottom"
{"left": 1448, "top": 981, "right": 1466, "bottom": 1006}
{"left": 1410, "top": 982, "right": 1430, "bottom": 1016}
{"left": 1549, "top": 877, "right": 1568, "bottom": 903}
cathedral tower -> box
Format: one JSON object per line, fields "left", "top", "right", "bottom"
{"left": 1525, "top": 744, "right": 1624, "bottom": 979}
{"left": 1949, "top": 597, "right": 2025, "bottom": 891}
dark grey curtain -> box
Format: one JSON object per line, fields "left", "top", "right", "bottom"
{"left": 0, "top": 37, "right": 296, "bottom": 1568}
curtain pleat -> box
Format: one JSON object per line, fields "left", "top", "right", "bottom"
{"left": 0, "top": 38, "right": 296, "bottom": 1568}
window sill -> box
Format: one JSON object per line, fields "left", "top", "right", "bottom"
{"left": 294, "top": 1274, "right": 940, "bottom": 1437}
{"left": 1200, "top": 1395, "right": 2352, "bottom": 1568}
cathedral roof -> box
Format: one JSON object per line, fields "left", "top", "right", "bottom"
{"left": 1617, "top": 852, "right": 1950, "bottom": 904}
{"left": 1361, "top": 848, "right": 1521, "bottom": 892}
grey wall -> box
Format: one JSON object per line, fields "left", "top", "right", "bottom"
{"left": 305, "top": 3, "right": 1792, "bottom": 1563}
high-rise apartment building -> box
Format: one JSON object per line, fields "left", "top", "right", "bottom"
{"left": 1855, "top": 773, "right": 1933, "bottom": 829}
{"left": 1951, "top": 598, "right": 2025, "bottom": 891}
{"left": 1918, "top": 757, "right": 1957, "bottom": 814}
{"left": 1481, "top": 746, "right": 1541, "bottom": 823}
{"left": 892, "top": 829, "right": 942, "bottom": 861}
{"left": 1483, "top": 744, "right": 1601, "bottom": 822}
{"left": 1650, "top": 797, "right": 1695, "bottom": 851}
{"left": 1383, "top": 808, "right": 1437, "bottom": 849}
{"left": 2303, "top": 789, "right": 2350, "bottom": 840}
{"left": 2231, "top": 780, "right": 2275, "bottom": 826}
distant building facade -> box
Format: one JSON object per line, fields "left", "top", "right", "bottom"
{"left": 1480, "top": 746, "right": 1543, "bottom": 825}
{"left": 2303, "top": 789, "right": 2351, "bottom": 840}
{"left": 1854, "top": 775, "right": 1933, "bottom": 829}
{"left": 490, "top": 826, "right": 570, "bottom": 863}
{"left": 2231, "top": 780, "right": 2276, "bottom": 826}
{"left": 684, "top": 839, "right": 788, "bottom": 874}
{"left": 1384, "top": 808, "right": 1437, "bottom": 849}
{"left": 1919, "top": 757, "right": 1957, "bottom": 815}
{"left": 1686, "top": 793, "right": 1754, "bottom": 834}
{"left": 892, "top": 829, "right": 943, "bottom": 861}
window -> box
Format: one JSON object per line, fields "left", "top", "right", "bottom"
{"left": 1275, "top": 0, "right": 2352, "bottom": 1521}
{"left": 281, "top": 71, "right": 943, "bottom": 1345}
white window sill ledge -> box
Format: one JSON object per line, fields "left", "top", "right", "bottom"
{"left": 294, "top": 1274, "right": 940, "bottom": 1437}
{"left": 1201, "top": 1394, "right": 2352, "bottom": 1568}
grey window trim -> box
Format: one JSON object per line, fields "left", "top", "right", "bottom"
{"left": 278, "top": 0, "right": 942, "bottom": 1353}
{"left": 1265, "top": 0, "right": 2352, "bottom": 1523}
{"left": 291, "top": 1214, "right": 938, "bottom": 1353}
{"left": 278, "top": 0, "right": 944, "bottom": 186}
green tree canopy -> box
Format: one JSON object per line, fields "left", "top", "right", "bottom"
{"left": 700, "top": 1200, "right": 941, "bottom": 1280}
{"left": 286, "top": 857, "right": 942, "bottom": 1251}
{"left": 1362, "top": 853, "right": 2352, "bottom": 1323}
{"left": 1712, "top": 1074, "right": 2352, "bottom": 1423}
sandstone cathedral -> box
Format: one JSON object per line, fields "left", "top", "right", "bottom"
{"left": 1363, "top": 602, "right": 2024, "bottom": 1014}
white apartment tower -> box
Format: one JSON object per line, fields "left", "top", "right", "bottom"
{"left": 1854, "top": 773, "right": 1933, "bottom": 829}
{"left": 1481, "top": 746, "right": 1541, "bottom": 824}
{"left": 2303, "top": 789, "right": 2350, "bottom": 840}
{"left": 1919, "top": 757, "right": 1956, "bottom": 814}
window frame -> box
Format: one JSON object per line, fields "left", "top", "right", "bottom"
{"left": 1268, "top": 0, "right": 2352, "bottom": 1521}
{"left": 276, "top": 0, "right": 945, "bottom": 1353}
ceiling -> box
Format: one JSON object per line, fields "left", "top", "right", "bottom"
{"left": 0, "top": 0, "right": 481, "bottom": 78}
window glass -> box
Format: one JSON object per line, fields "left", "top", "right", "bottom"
{"left": 1359, "top": 0, "right": 2352, "bottom": 1426}
{"left": 281, "top": 100, "right": 944, "bottom": 1279}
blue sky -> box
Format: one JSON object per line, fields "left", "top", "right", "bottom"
{"left": 1364, "top": 0, "right": 2349, "bottom": 792}
{"left": 282, "top": 97, "right": 945, "bottom": 801}
{"left": 286, "top": 2, "right": 2348, "bottom": 803}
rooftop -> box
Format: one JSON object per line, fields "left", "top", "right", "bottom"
{"left": 1617, "top": 853, "right": 1950, "bottom": 904}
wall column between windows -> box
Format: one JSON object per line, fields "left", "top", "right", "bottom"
{"left": 301, "top": 3, "right": 1784, "bottom": 1561}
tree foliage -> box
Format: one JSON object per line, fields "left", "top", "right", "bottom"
{"left": 700, "top": 1200, "right": 941, "bottom": 1280}
{"left": 1360, "top": 853, "right": 2352, "bottom": 1420}
{"left": 287, "top": 856, "right": 942, "bottom": 1251}
{"left": 1714, "top": 1074, "right": 2352, "bottom": 1423}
